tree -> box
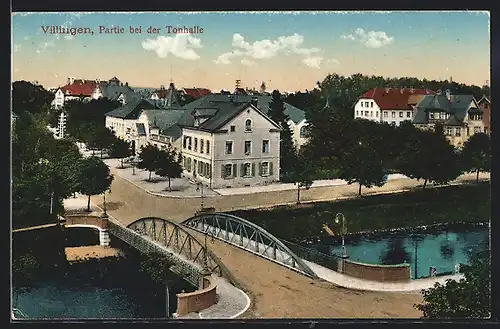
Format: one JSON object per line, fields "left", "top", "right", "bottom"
{"left": 380, "top": 237, "right": 411, "bottom": 265}
{"left": 337, "top": 141, "right": 387, "bottom": 196}
{"left": 12, "top": 81, "right": 54, "bottom": 116}
{"left": 268, "top": 90, "right": 297, "bottom": 180}
{"left": 396, "top": 129, "right": 460, "bottom": 188}
{"left": 108, "top": 138, "right": 134, "bottom": 168}
{"left": 291, "top": 149, "right": 315, "bottom": 204}
{"left": 77, "top": 156, "right": 114, "bottom": 211}
{"left": 414, "top": 251, "right": 490, "bottom": 319}
{"left": 459, "top": 133, "right": 491, "bottom": 182}
{"left": 154, "top": 147, "right": 183, "bottom": 192}
{"left": 137, "top": 144, "right": 161, "bottom": 181}
{"left": 90, "top": 127, "right": 116, "bottom": 158}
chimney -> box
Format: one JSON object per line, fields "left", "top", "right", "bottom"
{"left": 125, "top": 82, "right": 129, "bottom": 87}
{"left": 445, "top": 89, "right": 451, "bottom": 101}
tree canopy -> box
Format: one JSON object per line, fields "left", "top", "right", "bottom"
{"left": 137, "top": 144, "right": 161, "bottom": 181}
{"left": 77, "top": 156, "right": 114, "bottom": 211}
{"left": 414, "top": 251, "right": 490, "bottom": 319}
{"left": 459, "top": 133, "right": 491, "bottom": 181}
{"left": 108, "top": 138, "right": 134, "bottom": 168}
{"left": 268, "top": 90, "right": 297, "bottom": 180}
{"left": 12, "top": 81, "right": 54, "bottom": 116}
{"left": 154, "top": 147, "right": 183, "bottom": 191}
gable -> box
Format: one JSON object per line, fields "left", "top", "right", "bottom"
{"left": 220, "top": 104, "right": 281, "bottom": 131}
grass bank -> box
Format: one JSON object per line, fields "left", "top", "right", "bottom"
{"left": 228, "top": 182, "right": 490, "bottom": 242}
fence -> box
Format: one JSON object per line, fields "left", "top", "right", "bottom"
{"left": 280, "top": 239, "right": 341, "bottom": 272}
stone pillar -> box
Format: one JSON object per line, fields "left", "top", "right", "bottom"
{"left": 199, "top": 268, "right": 212, "bottom": 289}
{"left": 99, "top": 229, "right": 110, "bottom": 247}
{"left": 339, "top": 255, "right": 350, "bottom": 273}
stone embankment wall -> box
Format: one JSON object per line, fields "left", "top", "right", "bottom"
{"left": 341, "top": 259, "right": 411, "bottom": 282}
{"left": 176, "top": 277, "right": 218, "bottom": 316}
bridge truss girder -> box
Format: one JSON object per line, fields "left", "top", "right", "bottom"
{"left": 182, "top": 213, "right": 318, "bottom": 279}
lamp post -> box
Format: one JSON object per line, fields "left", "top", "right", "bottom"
{"left": 335, "top": 213, "right": 348, "bottom": 258}
{"left": 39, "top": 158, "right": 56, "bottom": 224}
{"left": 132, "top": 156, "right": 136, "bottom": 175}
{"left": 411, "top": 234, "right": 423, "bottom": 279}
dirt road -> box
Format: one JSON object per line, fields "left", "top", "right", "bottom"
{"left": 88, "top": 174, "right": 436, "bottom": 318}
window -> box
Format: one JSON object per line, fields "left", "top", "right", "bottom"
{"left": 392, "top": 111, "right": 396, "bottom": 118}
{"left": 188, "top": 137, "right": 192, "bottom": 150}
{"left": 206, "top": 141, "right": 210, "bottom": 154}
{"left": 361, "top": 102, "right": 364, "bottom": 107}
{"left": 365, "top": 111, "right": 369, "bottom": 116}
{"left": 474, "top": 126, "right": 481, "bottom": 134}
{"left": 376, "top": 111, "right": 379, "bottom": 117}
{"left": 466, "top": 127, "right": 470, "bottom": 136}
{"left": 244, "top": 141, "right": 252, "bottom": 155}
{"left": 224, "top": 164, "right": 233, "bottom": 178}
{"left": 455, "top": 128, "right": 461, "bottom": 137}
{"left": 407, "top": 111, "right": 411, "bottom": 118}
{"left": 186, "top": 158, "right": 192, "bottom": 172}
{"left": 370, "top": 102, "right": 374, "bottom": 108}
{"left": 230, "top": 125, "right": 236, "bottom": 132}
{"left": 370, "top": 111, "right": 373, "bottom": 117}
{"left": 200, "top": 139, "right": 204, "bottom": 154}
{"left": 356, "top": 110, "right": 359, "bottom": 116}
{"left": 225, "top": 141, "right": 233, "bottom": 155}
{"left": 300, "top": 126, "right": 308, "bottom": 138}
{"left": 262, "top": 140, "right": 269, "bottom": 153}
{"left": 261, "top": 162, "right": 269, "bottom": 175}
{"left": 384, "top": 111, "right": 388, "bottom": 118}
{"left": 194, "top": 138, "right": 198, "bottom": 152}
{"left": 446, "top": 127, "right": 453, "bottom": 136}
{"left": 243, "top": 163, "right": 252, "bottom": 177}
{"left": 245, "top": 119, "right": 252, "bottom": 132}
{"left": 429, "top": 112, "right": 434, "bottom": 120}
{"left": 399, "top": 111, "right": 403, "bottom": 118}
{"left": 484, "top": 127, "right": 488, "bottom": 134}
{"left": 365, "top": 101, "right": 369, "bottom": 107}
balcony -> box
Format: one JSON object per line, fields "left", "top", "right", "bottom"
{"left": 150, "top": 134, "right": 170, "bottom": 144}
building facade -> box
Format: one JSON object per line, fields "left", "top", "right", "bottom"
{"left": 353, "top": 88, "right": 435, "bottom": 126}
{"left": 477, "top": 96, "right": 491, "bottom": 135}
{"left": 413, "top": 91, "right": 485, "bottom": 147}
{"left": 179, "top": 99, "right": 281, "bottom": 189}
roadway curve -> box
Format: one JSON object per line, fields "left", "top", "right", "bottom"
{"left": 91, "top": 171, "right": 487, "bottom": 318}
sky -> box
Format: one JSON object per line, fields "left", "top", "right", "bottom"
{"left": 11, "top": 11, "right": 490, "bottom": 92}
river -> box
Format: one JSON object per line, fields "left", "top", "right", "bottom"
{"left": 12, "top": 226, "right": 195, "bottom": 319}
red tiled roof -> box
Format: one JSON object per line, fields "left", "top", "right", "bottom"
{"left": 359, "top": 88, "right": 436, "bottom": 110}
{"left": 183, "top": 88, "right": 211, "bottom": 99}
{"left": 61, "top": 80, "right": 98, "bottom": 97}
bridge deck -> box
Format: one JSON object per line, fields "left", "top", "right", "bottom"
{"left": 89, "top": 173, "right": 424, "bottom": 318}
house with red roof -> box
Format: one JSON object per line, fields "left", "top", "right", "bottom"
{"left": 182, "top": 87, "right": 211, "bottom": 100}
{"left": 353, "top": 87, "right": 435, "bottom": 126}
{"left": 51, "top": 77, "right": 100, "bottom": 108}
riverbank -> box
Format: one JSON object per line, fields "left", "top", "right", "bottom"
{"left": 64, "top": 246, "right": 125, "bottom": 262}
{"left": 228, "top": 182, "right": 490, "bottom": 242}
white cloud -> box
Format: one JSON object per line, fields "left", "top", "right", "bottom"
{"left": 241, "top": 58, "right": 256, "bottom": 66}
{"left": 14, "top": 44, "right": 21, "bottom": 52}
{"left": 341, "top": 28, "right": 394, "bottom": 48}
{"left": 64, "top": 35, "right": 74, "bottom": 40}
{"left": 302, "top": 56, "right": 323, "bottom": 69}
{"left": 142, "top": 34, "right": 203, "bottom": 60}
{"left": 214, "top": 33, "right": 321, "bottom": 64}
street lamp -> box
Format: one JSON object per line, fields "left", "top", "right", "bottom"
{"left": 335, "top": 213, "right": 348, "bottom": 258}
{"left": 196, "top": 182, "right": 205, "bottom": 211}
{"left": 132, "top": 156, "right": 137, "bottom": 175}
{"left": 411, "top": 233, "right": 423, "bottom": 279}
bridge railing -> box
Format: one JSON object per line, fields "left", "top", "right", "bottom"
{"left": 280, "top": 239, "right": 341, "bottom": 272}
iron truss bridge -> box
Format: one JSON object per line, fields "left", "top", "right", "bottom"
{"left": 181, "top": 213, "right": 319, "bottom": 279}
{"left": 126, "top": 217, "right": 237, "bottom": 286}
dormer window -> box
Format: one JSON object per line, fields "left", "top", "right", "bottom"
{"left": 245, "top": 119, "right": 252, "bottom": 132}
